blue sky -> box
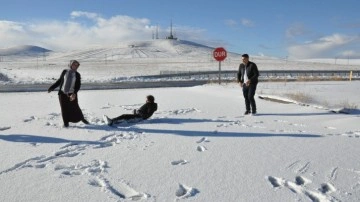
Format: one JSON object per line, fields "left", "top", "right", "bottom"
{"left": 0, "top": 0, "right": 359, "bottom": 59}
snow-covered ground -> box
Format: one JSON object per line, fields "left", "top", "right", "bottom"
{"left": 1, "top": 40, "right": 360, "bottom": 201}
{"left": 1, "top": 80, "right": 359, "bottom": 202}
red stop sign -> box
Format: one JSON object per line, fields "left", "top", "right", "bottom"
{"left": 213, "top": 47, "right": 227, "bottom": 61}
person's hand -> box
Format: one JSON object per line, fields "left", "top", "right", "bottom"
{"left": 246, "top": 80, "right": 250, "bottom": 86}
{"left": 69, "top": 94, "right": 76, "bottom": 101}
{"left": 240, "top": 82, "right": 243, "bottom": 87}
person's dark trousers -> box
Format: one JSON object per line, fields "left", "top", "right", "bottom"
{"left": 113, "top": 114, "right": 141, "bottom": 122}
{"left": 242, "top": 83, "right": 258, "bottom": 113}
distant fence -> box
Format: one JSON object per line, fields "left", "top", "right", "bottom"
{"left": 258, "top": 70, "right": 360, "bottom": 78}
{"left": 148, "top": 70, "right": 360, "bottom": 81}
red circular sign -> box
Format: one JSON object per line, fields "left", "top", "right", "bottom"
{"left": 213, "top": 47, "right": 227, "bottom": 61}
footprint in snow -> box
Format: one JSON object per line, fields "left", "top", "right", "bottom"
{"left": 196, "top": 137, "right": 210, "bottom": 143}
{"left": 267, "top": 176, "right": 283, "bottom": 188}
{"left": 318, "top": 183, "right": 336, "bottom": 194}
{"left": 267, "top": 175, "right": 335, "bottom": 202}
{"left": 295, "top": 176, "right": 311, "bottom": 186}
{"left": 47, "top": 112, "right": 60, "bottom": 120}
{"left": 342, "top": 131, "right": 360, "bottom": 138}
{"left": 89, "top": 176, "right": 149, "bottom": 200}
{"left": 0, "top": 126, "right": 11, "bottom": 131}
{"left": 168, "top": 108, "right": 201, "bottom": 115}
{"left": 171, "top": 159, "right": 188, "bottom": 165}
{"left": 176, "top": 183, "right": 199, "bottom": 199}
{"left": 45, "top": 122, "right": 57, "bottom": 127}
{"left": 30, "top": 142, "right": 41, "bottom": 147}
{"left": 197, "top": 145, "right": 207, "bottom": 152}
{"left": 23, "top": 116, "right": 37, "bottom": 122}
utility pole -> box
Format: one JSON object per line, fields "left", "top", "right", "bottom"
{"left": 156, "top": 24, "right": 159, "bottom": 39}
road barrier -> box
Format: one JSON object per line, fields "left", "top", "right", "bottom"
{"left": 156, "top": 70, "right": 360, "bottom": 81}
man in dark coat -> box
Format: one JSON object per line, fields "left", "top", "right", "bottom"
{"left": 237, "top": 54, "right": 259, "bottom": 115}
{"left": 103, "top": 95, "right": 158, "bottom": 126}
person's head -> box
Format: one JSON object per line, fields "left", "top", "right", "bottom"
{"left": 241, "top": 54, "right": 249, "bottom": 64}
{"left": 69, "top": 60, "right": 80, "bottom": 71}
{"left": 146, "top": 95, "right": 155, "bottom": 103}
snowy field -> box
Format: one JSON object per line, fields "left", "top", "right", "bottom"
{"left": 1, "top": 80, "right": 360, "bottom": 202}
{"left": 1, "top": 40, "right": 360, "bottom": 201}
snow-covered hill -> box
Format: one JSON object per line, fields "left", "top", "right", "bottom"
{"left": 0, "top": 45, "right": 51, "bottom": 57}
{"left": 0, "top": 39, "right": 359, "bottom": 84}
{"left": 0, "top": 40, "right": 240, "bottom": 83}
{"left": 1, "top": 40, "right": 225, "bottom": 61}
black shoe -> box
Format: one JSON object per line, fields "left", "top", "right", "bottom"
{"left": 82, "top": 119, "right": 90, "bottom": 124}
{"left": 244, "top": 111, "right": 251, "bottom": 115}
{"left": 63, "top": 123, "right": 69, "bottom": 128}
{"left": 251, "top": 111, "right": 257, "bottom": 115}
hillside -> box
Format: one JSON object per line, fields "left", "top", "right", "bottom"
{"left": 0, "top": 40, "right": 228, "bottom": 61}
{"left": 0, "top": 40, "right": 240, "bottom": 83}
{"left": 0, "top": 40, "right": 359, "bottom": 84}
{"left": 0, "top": 45, "right": 51, "bottom": 57}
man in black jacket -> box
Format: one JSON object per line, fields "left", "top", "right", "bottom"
{"left": 237, "top": 54, "right": 259, "bottom": 115}
{"left": 103, "top": 95, "right": 158, "bottom": 126}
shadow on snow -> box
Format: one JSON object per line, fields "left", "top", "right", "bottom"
{"left": 83, "top": 117, "right": 323, "bottom": 138}
{"left": 0, "top": 117, "right": 323, "bottom": 144}
{"left": 121, "top": 127, "right": 322, "bottom": 138}
{"left": 0, "top": 134, "right": 101, "bottom": 145}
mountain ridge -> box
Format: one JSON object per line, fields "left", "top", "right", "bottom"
{"left": 0, "top": 45, "right": 52, "bottom": 56}
{"left": 1, "top": 41, "right": 359, "bottom": 66}
{"left": 0, "top": 39, "right": 243, "bottom": 62}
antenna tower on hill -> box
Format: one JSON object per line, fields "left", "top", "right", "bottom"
{"left": 166, "top": 20, "right": 177, "bottom": 40}
{"left": 156, "top": 24, "right": 159, "bottom": 39}
{"left": 152, "top": 24, "right": 160, "bottom": 39}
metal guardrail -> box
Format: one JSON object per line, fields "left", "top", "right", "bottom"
{"left": 151, "top": 70, "right": 360, "bottom": 81}
{"left": 0, "top": 81, "right": 209, "bottom": 92}
{"left": 258, "top": 70, "right": 360, "bottom": 77}
{"left": 1, "top": 70, "right": 359, "bottom": 92}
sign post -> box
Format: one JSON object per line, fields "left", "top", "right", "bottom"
{"left": 213, "top": 47, "right": 227, "bottom": 84}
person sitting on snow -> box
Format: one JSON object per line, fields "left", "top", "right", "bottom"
{"left": 103, "top": 95, "right": 158, "bottom": 126}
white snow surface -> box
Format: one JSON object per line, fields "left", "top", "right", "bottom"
{"left": 1, "top": 80, "right": 360, "bottom": 202}
{"left": 1, "top": 40, "right": 360, "bottom": 201}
